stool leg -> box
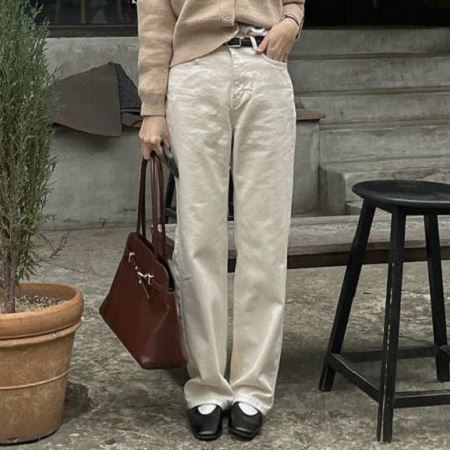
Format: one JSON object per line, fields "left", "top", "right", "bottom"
{"left": 319, "top": 200, "right": 376, "bottom": 392}
{"left": 424, "top": 213, "right": 450, "bottom": 382}
{"left": 377, "top": 208, "right": 406, "bottom": 443}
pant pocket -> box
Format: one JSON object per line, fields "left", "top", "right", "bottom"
{"left": 260, "top": 52, "right": 288, "bottom": 68}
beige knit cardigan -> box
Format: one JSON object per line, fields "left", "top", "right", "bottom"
{"left": 137, "top": 0, "right": 305, "bottom": 116}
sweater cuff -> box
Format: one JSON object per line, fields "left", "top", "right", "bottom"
{"left": 140, "top": 93, "right": 166, "bottom": 116}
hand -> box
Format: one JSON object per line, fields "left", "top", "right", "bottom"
{"left": 138, "top": 115, "right": 171, "bottom": 162}
{"left": 254, "top": 19, "right": 298, "bottom": 63}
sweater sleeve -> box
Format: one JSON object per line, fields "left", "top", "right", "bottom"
{"left": 137, "top": 0, "right": 177, "bottom": 117}
{"left": 282, "top": 0, "right": 306, "bottom": 42}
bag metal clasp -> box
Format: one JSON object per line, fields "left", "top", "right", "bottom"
{"left": 128, "top": 251, "right": 154, "bottom": 285}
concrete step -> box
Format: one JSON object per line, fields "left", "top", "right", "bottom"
{"left": 289, "top": 53, "right": 450, "bottom": 93}
{"left": 320, "top": 118, "right": 450, "bottom": 163}
{"left": 296, "top": 87, "right": 450, "bottom": 124}
{"left": 320, "top": 157, "right": 450, "bottom": 215}
{"left": 292, "top": 27, "right": 450, "bottom": 56}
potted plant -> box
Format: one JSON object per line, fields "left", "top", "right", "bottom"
{"left": 0, "top": 0, "right": 83, "bottom": 444}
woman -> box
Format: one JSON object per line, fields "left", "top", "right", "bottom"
{"left": 137, "top": 0, "right": 305, "bottom": 441}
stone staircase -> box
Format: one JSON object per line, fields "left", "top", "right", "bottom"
{"left": 290, "top": 27, "right": 450, "bottom": 214}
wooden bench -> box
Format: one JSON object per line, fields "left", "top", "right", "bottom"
{"left": 164, "top": 213, "right": 450, "bottom": 270}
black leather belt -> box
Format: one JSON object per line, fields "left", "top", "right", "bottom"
{"left": 224, "top": 35, "right": 265, "bottom": 48}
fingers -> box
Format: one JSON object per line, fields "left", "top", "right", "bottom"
{"left": 153, "top": 144, "right": 167, "bottom": 165}
{"left": 141, "top": 135, "right": 163, "bottom": 160}
{"left": 139, "top": 116, "right": 171, "bottom": 163}
{"left": 142, "top": 142, "right": 152, "bottom": 161}
{"left": 255, "top": 34, "right": 269, "bottom": 53}
{"left": 164, "top": 133, "right": 172, "bottom": 150}
{"left": 158, "top": 132, "right": 171, "bottom": 166}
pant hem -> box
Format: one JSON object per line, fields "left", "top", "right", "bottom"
{"left": 232, "top": 396, "right": 271, "bottom": 416}
{"left": 186, "top": 398, "right": 232, "bottom": 411}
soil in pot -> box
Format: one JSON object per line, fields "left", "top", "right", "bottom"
{"left": 6, "top": 292, "right": 69, "bottom": 313}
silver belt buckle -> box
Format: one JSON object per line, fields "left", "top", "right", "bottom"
{"left": 249, "top": 26, "right": 267, "bottom": 37}
{"left": 226, "top": 37, "right": 242, "bottom": 48}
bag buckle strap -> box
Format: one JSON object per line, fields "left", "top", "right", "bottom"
{"left": 137, "top": 271, "right": 154, "bottom": 286}
{"left": 128, "top": 251, "right": 155, "bottom": 286}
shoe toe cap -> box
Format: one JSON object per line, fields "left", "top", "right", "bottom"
{"left": 187, "top": 406, "right": 223, "bottom": 440}
{"left": 228, "top": 404, "right": 263, "bottom": 438}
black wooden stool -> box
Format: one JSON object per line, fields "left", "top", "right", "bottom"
{"left": 319, "top": 179, "right": 450, "bottom": 443}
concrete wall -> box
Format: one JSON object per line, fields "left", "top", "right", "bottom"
{"left": 46, "top": 127, "right": 143, "bottom": 229}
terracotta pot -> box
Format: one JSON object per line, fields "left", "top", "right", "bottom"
{"left": 0, "top": 282, "right": 83, "bottom": 444}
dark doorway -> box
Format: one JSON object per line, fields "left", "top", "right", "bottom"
{"left": 33, "top": 0, "right": 138, "bottom": 36}
{"left": 34, "top": 0, "right": 137, "bottom": 26}
{"left": 33, "top": 0, "right": 450, "bottom": 37}
{"left": 306, "top": 0, "right": 450, "bottom": 26}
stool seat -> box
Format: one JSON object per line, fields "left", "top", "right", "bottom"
{"left": 352, "top": 179, "right": 450, "bottom": 210}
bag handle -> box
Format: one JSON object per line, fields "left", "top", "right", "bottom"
{"left": 152, "top": 152, "right": 168, "bottom": 259}
{"left": 136, "top": 152, "right": 168, "bottom": 260}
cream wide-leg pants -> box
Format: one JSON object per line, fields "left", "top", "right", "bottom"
{"left": 166, "top": 40, "right": 296, "bottom": 416}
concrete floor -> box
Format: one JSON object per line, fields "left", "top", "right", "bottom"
{"left": 16, "top": 226, "right": 450, "bottom": 449}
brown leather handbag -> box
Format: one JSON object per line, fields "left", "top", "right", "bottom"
{"left": 99, "top": 152, "right": 188, "bottom": 369}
